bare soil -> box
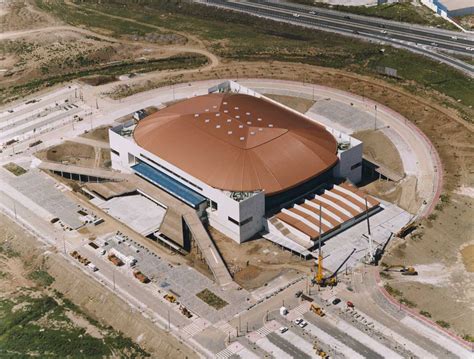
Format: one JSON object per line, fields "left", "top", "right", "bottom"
{"left": 0, "top": 1, "right": 60, "bottom": 31}
{"left": 382, "top": 193, "right": 474, "bottom": 336}
{"left": 353, "top": 130, "right": 404, "bottom": 177}
{"left": 209, "top": 227, "right": 312, "bottom": 290}
{"left": 264, "top": 94, "right": 315, "bottom": 113}
{"left": 36, "top": 141, "right": 110, "bottom": 168}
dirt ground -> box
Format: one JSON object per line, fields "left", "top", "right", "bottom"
{"left": 0, "top": 212, "right": 196, "bottom": 358}
{"left": 81, "top": 125, "right": 111, "bottom": 142}
{"left": 209, "top": 227, "right": 312, "bottom": 290}
{"left": 353, "top": 130, "right": 404, "bottom": 177}
{"left": 0, "top": 1, "right": 60, "bottom": 31}
{"left": 264, "top": 94, "right": 315, "bottom": 113}
{"left": 382, "top": 193, "right": 474, "bottom": 336}
{"left": 36, "top": 141, "right": 110, "bottom": 168}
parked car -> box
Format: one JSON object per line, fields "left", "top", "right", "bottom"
{"left": 294, "top": 318, "right": 303, "bottom": 325}
{"left": 298, "top": 320, "right": 308, "bottom": 328}
{"left": 279, "top": 326, "right": 288, "bottom": 334}
{"left": 332, "top": 298, "right": 341, "bottom": 305}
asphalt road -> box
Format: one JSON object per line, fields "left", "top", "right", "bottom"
{"left": 267, "top": 332, "right": 311, "bottom": 359}
{"left": 201, "top": 0, "right": 474, "bottom": 76}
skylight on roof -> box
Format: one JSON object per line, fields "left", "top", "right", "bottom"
{"left": 239, "top": 137, "right": 245, "bottom": 141}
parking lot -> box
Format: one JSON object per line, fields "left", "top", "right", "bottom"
{"left": 85, "top": 232, "right": 250, "bottom": 323}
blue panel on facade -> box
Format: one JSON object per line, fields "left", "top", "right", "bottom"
{"left": 132, "top": 162, "right": 206, "bottom": 209}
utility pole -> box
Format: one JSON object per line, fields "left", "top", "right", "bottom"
{"left": 365, "top": 197, "right": 371, "bottom": 235}
{"left": 374, "top": 104, "right": 378, "bottom": 130}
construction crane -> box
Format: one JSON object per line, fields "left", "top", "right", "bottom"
{"left": 312, "top": 204, "right": 337, "bottom": 287}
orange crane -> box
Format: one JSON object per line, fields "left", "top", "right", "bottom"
{"left": 313, "top": 204, "right": 337, "bottom": 287}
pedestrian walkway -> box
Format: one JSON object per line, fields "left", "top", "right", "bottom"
{"left": 181, "top": 317, "right": 211, "bottom": 338}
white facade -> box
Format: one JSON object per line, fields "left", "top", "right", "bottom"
{"left": 109, "top": 81, "right": 363, "bottom": 245}
{"left": 109, "top": 122, "right": 265, "bottom": 243}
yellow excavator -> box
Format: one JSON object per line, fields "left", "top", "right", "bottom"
{"left": 383, "top": 265, "right": 418, "bottom": 276}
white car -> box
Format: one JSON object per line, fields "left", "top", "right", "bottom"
{"left": 309, "top": 11, "right": 316, "bottom": 15}
{"left": 298, "top": 320, "right": 308, "bottom": 328}
{"left": 279, "top": 326, "right": 288, "bottom": 334}
{"left": 293, "top": 13, "right": 300, "bottom": 17}
{"left": 294, "top": 318, "right": 303, "bottom": 325}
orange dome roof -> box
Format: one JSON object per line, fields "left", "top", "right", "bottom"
{"left": 133, "top": 93, "right": 338, "bottom": 195}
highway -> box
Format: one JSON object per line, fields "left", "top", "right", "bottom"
{"left": 200, "top": 0, "right": 474, "bottom": 76}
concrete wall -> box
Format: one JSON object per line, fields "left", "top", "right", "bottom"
{"left": 333, "top": 142, "right": 363, "bottom": 184}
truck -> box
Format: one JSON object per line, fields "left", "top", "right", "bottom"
{"left": 133, "top": 270, "right": 150, "bottom": 283}
{"left": 280, "top": 306, "right": 288, "bottom": 316}
{"left": 164, "top": 294, "right": 177, "bottom": 303}
{"left": 310, "top": 304, "right": 325, "bottom": 317}
{"left": 87, "top": 263, "right": 98, "bottom": 272}
{"left": 108, "top": 254, "right": 124, "bottom": 266}
{"left": 180, "top": 305, "right": 192, "bottom": 318}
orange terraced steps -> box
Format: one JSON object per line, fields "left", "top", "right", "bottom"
{"left": 339, "top": 183, "right": 380, "bottom": 207}
{"left": 308, "top": 199, "right": 352, "bottom": 222}
{"left": 276, "top": 212, "right": 319, "bottom": 239}
{"left": 299, "top": 203, "right": 342, "bottom": 227}
{"left": 288, "top": 208, "right": 332, "bottom": 233}
{"left": 320, "top": 193, "right": 361, "bottom": 217}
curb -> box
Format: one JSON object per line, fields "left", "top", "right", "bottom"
{"left": 374, "top": 269, "right": 474, "bottom": 351}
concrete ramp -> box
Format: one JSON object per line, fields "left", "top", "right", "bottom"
{"left": 183, "top": 212, "right": 236, "bottom": 289}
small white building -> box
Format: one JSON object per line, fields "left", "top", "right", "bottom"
{"left": 109, "top": 81, "right": 362, "bottom": 245}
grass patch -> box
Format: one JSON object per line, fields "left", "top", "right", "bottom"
{"left": 462, "top": 334, "right": 474, "bottom": 343}
{"left": 420, "top": 310, "right": 432, "bottom": 318}
{"left": 1, "top": 51, "right": 207, "bottom": 103}
{"left": 0, "top": 295, "right": 149, "bottom": 357}
{"left": 3, "top": 163, "right": 27, "bottom": 176}
{"left": 196, "top": 289, "right": 228, "bottom": 310}
{"left": 383, "top": 283, "right": 403, "bottom": 297}
{"left": 436, "top": 320, "right": 451, "bottom": 328}
{"left": 379, "top": 271, "right": 392, "bottom": 279}
{"left": 400, "top": 298, "right": 417, "bottom": 308}
{"left": 27, "top": 269, "right": 55, "bottom": 288}
{"left": 0, "top": 243, "right": 20, "bottom": 258}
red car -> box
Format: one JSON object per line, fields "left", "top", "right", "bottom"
{"left": 347, "top": 301, "right": 355, "bottom": 308}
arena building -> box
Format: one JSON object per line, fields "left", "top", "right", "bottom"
{"left": 109, "top": 81, "right": 374, "bottom": 249}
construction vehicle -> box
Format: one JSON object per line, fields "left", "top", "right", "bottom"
{"left": 401, "top": 266, "right": 418, "bottom": 276}
{"left": 164, "top": 294, "right": 177, "bottom": 303}
{"left": 313, "top": 343, "right": 328, "bottom": 358}
{"left": 310, "top": 304, "right": 325, "bottom": 317}
{"left": 312, "top": 205, "right": 338, "bottom": 288}
{"left": 383, "top": 265, "right": 418, "bottom": 276}
{"left": 133, "top": 270, "right": 150, "bottom": 283}
{"left": 108, "top": 254, "right": 124, "bottom": 267}
{"left": 179, "top": 305, "right": 192, "bottom": 318}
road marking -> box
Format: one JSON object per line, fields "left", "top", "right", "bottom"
{"left": 256, "top": 337, "right": 292, "bottom": 359}
{"left": 304, "top": 322, "right": 364, "bottom": 359}
{"left": 333, "top": 317, "right": 403, "bottom": 359}
{"left": 401, "top": 316, "right": 471, "bottom": 358}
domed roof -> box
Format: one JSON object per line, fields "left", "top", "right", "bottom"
{"left": 133, "top": 93, "right": 338, "bottom": 195}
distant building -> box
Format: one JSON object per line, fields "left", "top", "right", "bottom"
{"left": 423, "top": 0, "right": 474, "bottom": 17}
